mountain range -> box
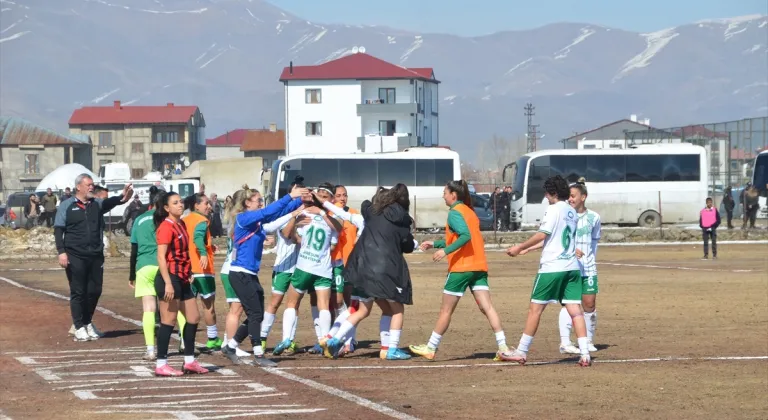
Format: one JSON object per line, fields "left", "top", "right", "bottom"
{"left": 1, "top": 0, "right": 767, "bottom": 163}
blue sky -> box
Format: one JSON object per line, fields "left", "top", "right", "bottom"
{"left": 267, "top": 0, "right": 768, "bottom": 36}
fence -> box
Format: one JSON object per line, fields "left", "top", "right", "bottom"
{"left": 625, "top": 116, "right": 768, "bottom": 195}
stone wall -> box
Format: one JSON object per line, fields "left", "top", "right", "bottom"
{"left": 2, "top": 226, "right": 766, "bottom": 260}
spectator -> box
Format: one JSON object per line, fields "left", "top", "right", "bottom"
{"left": 23, "top": 194, "right": 41, "bottom": 229}
{"left": 490, "top": 187, "right": 503, "bottom": 230}
{"left": 209, "top": 193, "right": 224, "bottom": 237}
{"left": 699, "top": 197, "right": 721, "bottom": 260}
{"left": 722, "top": 186, "right": 735, "bottom": 229}
{"left": 94, "top": 186, "right": 109, "bottom": 200}
{"left": 41, "top": 188, "right": 58, "bottom": 228}
{"left": 61, "top": 187, "right": 73, "bottom": 201}
{"left": 56, "top": 174, "right": 133, "bottom": 342}
{"left": 501, "top": 186, "right": 512, "bottom": 231}
{"left": 742, "top": 184, "right": 759, "bottom": 230}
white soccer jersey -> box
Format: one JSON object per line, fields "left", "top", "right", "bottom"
{"left": 575, "top": 209, "right": 601, "bottom": 277}
{"left": 296, "top": 213, "right": 338, "bottom": 278}
{"left": 537, "top": 201, "right": 580, "bottom": 273}
{"left": 263, "top": 213, "right": 300, "bottom": 274}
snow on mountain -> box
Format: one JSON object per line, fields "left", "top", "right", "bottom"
{"left": 0, "top": 0, "right": 766, "bottom": 161}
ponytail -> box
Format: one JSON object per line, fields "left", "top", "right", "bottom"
{"left": 446, "top": 180, "right": 473, "bottom": 210}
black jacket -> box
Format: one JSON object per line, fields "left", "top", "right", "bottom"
{"left": 54, "top": 195, "right": 124, "bottom": 257}
{"left": 343, "top": 200, "right": 415, "bottom": 304}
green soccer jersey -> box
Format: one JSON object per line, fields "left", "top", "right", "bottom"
{"left": 130, "top": 209, "right": 157, "bottom": 271}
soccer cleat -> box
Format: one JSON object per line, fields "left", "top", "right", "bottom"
{"left": 385, "top": 348, "right": 412, "bottom": 360}
{"left": 235, "top": 347, "right": 251, "bottom": 357}
{"left": 587, "top": 340, "right": 598, "bottom": 352}
{"left": 308, "top": 343, "right": 323, "bottom": 355}
{"left": 322, "top": 338, "right": 343, "bottom": 359}
{"left": 86, "top": 323, "right": 103, "bottom": 340}
{"left": 272, "top": 339, "right": 293, "bottom": 356}
{"left": 220, "top": 345, "right": 242, "bottom": 364}
{"left": 252, "top": 354, "right": 278, "bottom": 367}
{"left": 344, "top": 340, "right": 355, "bottom": 354}
{"left": 379, "top": 348, "right": 389, "bottom": 360}
{"left": 143, "top": 351, "right": 157, "bottom": 361}
{"left": 559, "top": 343, "right": 581, "bottom": 355}
{"left": 206, "top": 337, "right": 223, "bottom": 351}
{"left": 702, "top": 255, "right": 708, "bottom": 260}
{"left": 182, "top": 360, "right": 210, "bottom": 374}
{"left": 408, "top": 344, "right": 437, "bottom": 361}
{"left": 494, "top": 344, "right": 510, "bottom": 362}
{"left": 155, "top": 364, "right": 184, "bottom": 377}
{"left": 499, "top": 349, "right": 527, "bottom": 365}
{"left": 73, "top": 327, "right": 90, "bottom": 342}
{"left": 578, "top": 354, "right": 592, "bottom": 367}
{"left": 68, "top": 324, "right": 76, "bottom": 336}
{"left": 283, "top": 341, "right": 299, "bottom": 356}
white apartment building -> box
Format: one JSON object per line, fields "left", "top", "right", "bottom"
{"left": 279, "top": 52, "right": 439, "bottom": 155}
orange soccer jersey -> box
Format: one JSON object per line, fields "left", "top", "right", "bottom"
{"left": 331, "top": 206, "right": 360, "bottom": 265}
{"left": 183, "top": 211, "right": 215, "bottom": 276}
{"left": 445, "top": 203, "right": 488, "bottom": 273}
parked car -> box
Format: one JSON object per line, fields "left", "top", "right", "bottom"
{"left": 470, "top": 193, "right": 495, "bottom": 231}
{"left": 3, "top": 191, "right": 46, "bottom": 228}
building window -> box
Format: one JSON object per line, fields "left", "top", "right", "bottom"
{"left": 306, "top": 122, "right": 322, "bottom": 136}
{"left": 609, "top": 144, "right": 622, "bottom": 149}
{"left": 98, "top": 132, "right": 112, "bottom": 148}
{"left": 379, "top": 120, "right": 396, "bottom": 136}
{"left": 582, "top": 144, "right": 597, "bottom": 149}
{"left": 132, "top": 143, "right": 144, "bottom": 153}
{"left": 24, "top": 154, "right": 39, "bottom": 174}
{"left": 378, "top": 88, "right": 396, "bottom": 104}
{"left": 305, "top": 89, "right": 322, "bottom": 104}
{"left": 131, "top": 168, "right": 145, "bottom": 179}
{"left": 153, "top": 131, "right": 180, "bottom": 143}
{"left": 99, "top": 159, "right": 112, "bottom": 168}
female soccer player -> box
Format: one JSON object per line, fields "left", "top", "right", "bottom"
{"left": 321, "top": 184, "right": 416, "bottom": 360}
{"left": 410, "top": 180, "right": 509, "bottom": 361}
{"left": 220, "top": 189, "right": 248, "bottom": 357}
{"left": 219, "top": 185, "right": 306, "bottom": 366}
{"left": 182, "top": 193, "right": 223, "bottom": 351}
{"left": 500, "top": 175, "right": 591, "bottom": 367}
{"left": 153, "top": 191, "right": 209, "bottom": 376}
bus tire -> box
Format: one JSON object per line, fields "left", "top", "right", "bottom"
{"left": 638, "top": 210, "right": 661, "bottom": 228}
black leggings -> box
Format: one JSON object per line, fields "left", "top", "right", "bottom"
{"left": 228, "top": 271, "right": 265, "bottom": 347}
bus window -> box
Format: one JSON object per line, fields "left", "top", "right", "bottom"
{"left": 662, "top": 155, "right": 700, "bottom": 181}
{"left": 415, "top": 159, "right": 436, "bottom": 186}
{"left": 754, "top": 153, "right": 768, "bottom": 195}
{"left": 303, "top": 159, "right": 339, "bottom": 186}
{"left": 550, "top": 155, "right": 587, "bottom": 183}
{"left": 379, "top": 159, "right": 415, "bottom": 186}
{"left": 627, "top": 155, "right": 663, "bottom": 182}
{"left": 586, "top": 155, "right": 626, "bottom": 182}
{"left": 510, "top": 156, "right": 529, "bottom": 201}
{"left": 526, "top": 156, "right": 550, "bottom": 203}
{"left": 435, "top": 159, "right": 454, "bottom": 185}
{"left": 339, "top": 159, "right": 377, "bottom": 186}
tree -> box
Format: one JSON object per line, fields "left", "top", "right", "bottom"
{"left": 477, "top": 135, "right": 527, "bottom": 180}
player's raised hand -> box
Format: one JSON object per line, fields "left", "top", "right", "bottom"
{"left": 290, "top": 184, "right": 309, "bottom": 198}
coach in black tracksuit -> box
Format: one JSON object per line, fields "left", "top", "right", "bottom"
{"left": 54, "top": 174, "right": 133, "bottom": 340}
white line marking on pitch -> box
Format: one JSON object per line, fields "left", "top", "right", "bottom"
{"left": 73, "top": 389, "right": 276, "bottom": 400}
{"left": 263, "top": 368, "right": 418, "bottom": 420}
{"left": 53, "top": 379, "right": 254, "bottom": 390}
{"left": 71, "top": 382, "right": 273, "bottom": 393}
{"left": 599, "top": 262, "right": 761, "bottom": 273}
{"left": 93, "top": 409, "right": 326, "bottom": 418}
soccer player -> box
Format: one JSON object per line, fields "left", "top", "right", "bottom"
{"left": 273, "top": 183, "right": 342, "bottom": 355}
{"left": 500, "top": 175, "right": 592, "bottom": 367}
{"left": 153, "top": 191, "right": 209, "bottom": 376}
{"left": 410, "top": 180, "right": 509, "bottom": 361}
{"left": 182, "top": 193, "right": 223, "bottom": 351}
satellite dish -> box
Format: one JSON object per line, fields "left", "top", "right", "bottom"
{"left": 352, "top": 46, "right": 359, "bottom": 54}
{"left": 359, "top": 46, "right": 366, "bottom": 53}
{"left": 183, "top": 157, "right": 190, "bottom": 166}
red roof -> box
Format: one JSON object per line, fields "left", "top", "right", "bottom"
{"left": 673, "top": 125, "right": 728, "bottom": 139}
{"left": 731, "top": 148, "right": 754, "bottom": 160}
{"left": 240, "top": 129, "right": 285, "bottom": 152}
{"left": 206, "top": 129, "right": 249, "bottom": 147}
{"left": 279, "top": 53, "right": 438, "bottom": 83}
{"left": 69, "top": 101, "right": 199, "bottom": 125}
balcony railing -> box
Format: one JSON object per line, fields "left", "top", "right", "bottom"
{"left": 357, "top": 134, "right": 418, "bottom": 152}
{"left": 357, "top": 102, "right": 417, "bottom": 115}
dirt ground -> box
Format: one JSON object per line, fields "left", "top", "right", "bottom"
{"left": 0, "top": 244, "right": 766, "bottom": 419}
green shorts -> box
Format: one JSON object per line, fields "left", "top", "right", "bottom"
{"left": 582, "top": 275, "right": 599, "bottom": 295}
{"left": 272, "top": 271, "right": 293, "bottom": 295}
{"left": 191, "top": 275, "right": 216, "bottom": 299}
{"left": 443, "top": 271, "right": 490, "bottom": 296}
{"left": 290, "top": 268, "right": 332, "bottom": 294}
{"left": 530, "top": 270, "right": 582, "bottom": 305}
{"left": 220, "top": 273, "right": 239, "bottom": 303}
{"left": 134, "top": 265, "right": 158, "bottom": 298}
{"left": 333, "top": 266, "right": 345, "bottom": 294}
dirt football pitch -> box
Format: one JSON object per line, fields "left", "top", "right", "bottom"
{"left": 1, "top": 244, "right": 766, "bottom": 419}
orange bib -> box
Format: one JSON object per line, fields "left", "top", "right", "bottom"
{"left": 183, "top": 211, "right": 215, "bottom": 276}
{"left": 445, "top": 203, "right": 488, "bottom": 273}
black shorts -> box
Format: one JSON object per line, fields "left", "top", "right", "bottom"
{"left": 154, "top": 272, "right": 196, "bottom": 301}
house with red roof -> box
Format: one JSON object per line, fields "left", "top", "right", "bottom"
{"left": 279, "top": 52, "right": 439, "bottom": 155}
{"left": 205, "top": 124, "right": 286, "bottom": 167}
{"left": 68, "top": 101, "right": 205, "bottom": 179}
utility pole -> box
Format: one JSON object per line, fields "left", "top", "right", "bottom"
{"left": 524, "top": 103, "right": 539, "bottom": 153}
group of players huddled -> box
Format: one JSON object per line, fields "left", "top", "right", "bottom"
{"left": 128, "top": 173, "right": 601, "bottom": 376}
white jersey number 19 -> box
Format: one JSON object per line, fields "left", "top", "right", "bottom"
{"left": 305, "top": 225, "right": 326, "bottom": 251}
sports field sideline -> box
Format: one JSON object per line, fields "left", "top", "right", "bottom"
{"left": 1, "top": 244, "right": 766, "bottom": 419}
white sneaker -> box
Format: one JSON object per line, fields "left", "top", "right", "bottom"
{"left": 86, "top": 323, "right": 103, "bottom": 339}
{"left": 235, "top": 347, "right": 251, "bottom": 357}
{"left": 587, "top": 340, "right": 598, "bottom": 352}
{"left": 73, "top": 327, "right": 90, "bottom": 342}
{"left": 559, "top": 343, "right": 580, "bottom": 354}
{"left": 68, "top": 324, "right": 76, "bottom": 336}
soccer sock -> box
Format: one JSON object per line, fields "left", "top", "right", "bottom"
{"left": 206, "top": 325, "right": 218, "bottom": 340}
{"left": 261, "top": 311, "right": 276, "bottom": 340}
{"left": 494, "top": 331, "right": 507, "bottom": 348}
{"left": 318, "top": 310, "right": 332, "bottom": 339}
{"left": 389, "top": 329, "right": 402, "bottom": 349}
{"left": 142, "top": 312, "right": 155, "bottom": 349}
{"left": 156, "top": 323, "right": 174, "bottom": 367}
{"left": 176, "top": 311, "right": 186, "bottom": 336}
{"left": 183, "top": 322, "right": 198, "bottom": 357}
{"left": 559, "top": 307, "right": 573, "bottom": 345}
{"left": 380, "top": 315, "right": 392, "bottom": 349}
{"left": 344, "top": 327, "right": 356, "bottom": 346}
{"left": 282, "top": 308, "right": 297, "bottom": 341}
{"left": 585, "top": 311, "right": 596, "bottom": 341}
{"left": 311, "top": 306, "right": 321, "bottom": 338}
{"left": 577, "top": 336, "right": 589, "bottom": 356}
{"left": 228, "top": 338, "right": 239, "bottom": 349}
{"left": 328, "top": 309, "right": 350, "bottom": 337}
{"left": 334, "top": 320, "right": 355, "bottom": 341}
{"left": 517, "top": 333, "right": 534, "bottom": 354}
{"left": 184, "top": 355, "right": 195, "bottom": 364}
{"left": 290, "top": 314, "right": 298, "bottom": 340}
{"left": 427, "top": 331, "right": 442, "bottom": 350}
{"left": 251, "top": 336, "right": 264, "bottom": 356}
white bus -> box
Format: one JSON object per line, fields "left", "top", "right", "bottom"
{"left": 502, "top": 144, "right": 708, "bottom": 228}
{"left": 266, "top": 147, "right": 461, "bottom": 231}
{"left": 751, "top": 149, "right": 768, "bottom": 218}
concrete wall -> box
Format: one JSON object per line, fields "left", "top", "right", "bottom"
{"left": 207, "top": 146, "right": 244, "bottom": 160}
{"left": 243, "top": 150, "right": 281, "bottom": 168}
{"left": 0, "top": 145, "right": 77, "bottom": 198}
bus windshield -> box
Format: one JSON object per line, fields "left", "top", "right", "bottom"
{"left": 267, "top": 160, "right": 282, "bottom": 204}
{"left": 504, "top": 156, "right": 529, "bottom": 201}
{"left": 753, "top": 152, "right": 768, "bottom": 196}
